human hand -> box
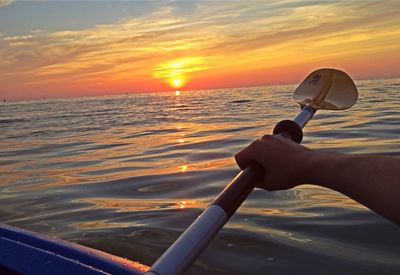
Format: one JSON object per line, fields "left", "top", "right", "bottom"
{"left": 234, "top": 135, "right": 314, "bottom": 191}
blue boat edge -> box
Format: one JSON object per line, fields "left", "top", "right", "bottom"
{"left": 0, "top": 223, "right": 149, "bottom": 274}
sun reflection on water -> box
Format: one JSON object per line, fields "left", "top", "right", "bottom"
{"left": 70, "top": 198, "right": 204, "bottom": 230}
{"left": 179, "top": 201, "right": 187, "bottom": 208}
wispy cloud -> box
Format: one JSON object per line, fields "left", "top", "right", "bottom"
{"left": 0, "top": 0, "right": 13, "bottom": 8}
{"left": 1, "top": 0, "right": 399, "bottom": 99}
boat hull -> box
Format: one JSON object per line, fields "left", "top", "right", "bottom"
{"left": 0, "top": 223, "right": 148, "bottom": 274}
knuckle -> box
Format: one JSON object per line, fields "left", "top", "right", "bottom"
{"left": 261, "top": 134, "right": 272, "bottom": 140}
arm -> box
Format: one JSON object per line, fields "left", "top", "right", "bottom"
{"left": 235, "top": 135, "right": 400, "bottom": 224}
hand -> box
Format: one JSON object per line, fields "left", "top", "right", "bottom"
{"left": 234, "top": 135, "right": 314, "bottom": 191}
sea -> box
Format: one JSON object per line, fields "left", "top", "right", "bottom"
{"left": 1, "top": 78, "right": 400, "bottom": 274}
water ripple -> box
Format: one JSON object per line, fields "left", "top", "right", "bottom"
{"left": 1, "top": 78, "right": 400, "bottom": 274}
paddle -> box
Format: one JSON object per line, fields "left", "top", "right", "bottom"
{"left": 146, "top": 68, "right": 358, "bottom": 275}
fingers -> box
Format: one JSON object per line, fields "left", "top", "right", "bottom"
{"left": 235, "top": 135, "right": 295, "bottom": 170}
{"left": 235, "top": 134, "right": 311, "bottom": 191}
{"left": 235, "top": 135, "right": 296, "bottom": 171}
{"left": 234, "top": 139, "right": 262, "bottom": 170}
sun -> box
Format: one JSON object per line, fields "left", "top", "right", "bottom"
{"left": 170, "top": 77, "right": 184, "bottom": 89}
{"left": 173, "top": 78, "right": 182, "bottom": 87}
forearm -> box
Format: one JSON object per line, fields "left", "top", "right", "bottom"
{"left": 308, "top": 152, "right": 400, "bottom": 224}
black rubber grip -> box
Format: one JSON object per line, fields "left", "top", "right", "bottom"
{"left": 212, "top": 162, "right": 264, "bottom": 218}
{"left": 273, "top": 120, "right": 303, "bottom": 143}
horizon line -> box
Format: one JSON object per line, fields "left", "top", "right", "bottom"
{"left": 2, "top": 74, "right": 399, "bottom": 103}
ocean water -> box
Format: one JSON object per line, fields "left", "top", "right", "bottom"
{"left": 1, "top": 78, "right": 400, "bottom": 274}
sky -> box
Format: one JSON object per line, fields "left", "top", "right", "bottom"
{"left": 0, "top": 0, "right": 399, "bottom": 100}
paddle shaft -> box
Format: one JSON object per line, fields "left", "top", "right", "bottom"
{"left": 147, "top": 105, "right": 316, "bottom": 275}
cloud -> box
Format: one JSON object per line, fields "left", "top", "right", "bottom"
{"left": 0, "top": 0, "right": 13, "bottom": 8}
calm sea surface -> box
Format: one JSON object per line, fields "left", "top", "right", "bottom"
{"left": 1, "top": 78, "right": 400, "bottom": 274}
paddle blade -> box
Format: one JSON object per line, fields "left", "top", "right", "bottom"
{"left": 293, "top": 68, "right": 358, "bottom": 110}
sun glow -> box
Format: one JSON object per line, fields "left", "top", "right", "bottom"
{"left": 173, "top": 78, "right": 182, "bottom": 87}
{"left": 170, "top": 77, "right": 184, "bottom": 89}
{"left": 155, "top": 57, "right": 207, "bottom": 91}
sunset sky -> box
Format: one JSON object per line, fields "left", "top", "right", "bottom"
{"left": 0, "top": 0, "right": 399, "bottom": 100}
